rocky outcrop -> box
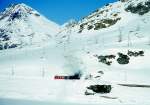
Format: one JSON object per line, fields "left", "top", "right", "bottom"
{"left": 87, "top": 85, "right": 112, "bottom": 93}
{"left": 117, "top": 53, "right": 130, "bottom": 64}
{"left": 127, "top": 50, "right": 144, "bottom": 57}
{"left": 125, "top": 1, "right": 150, "bottom": 15}
{"left": 95, "top": 54, "right": 116, "bottom": 66}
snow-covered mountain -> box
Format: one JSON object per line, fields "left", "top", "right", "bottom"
{"left": 58, "top": 0, "right": 150, "bottom": 49}
{"left": 62, "top": 0, "right": 150, "bottom": 33}
{"left": 0, "top": 3, "right": 60, "bottom": 50}
{"left": 1, "top": 0, "right": 150, "bottom": 105}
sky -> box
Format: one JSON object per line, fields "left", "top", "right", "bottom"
{"left": 0, "top": 0, "right": 117, "bottom": 25}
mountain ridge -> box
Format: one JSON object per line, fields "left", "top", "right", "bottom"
{"left": 0, "top": 3, "right": 60, "bottom": 50}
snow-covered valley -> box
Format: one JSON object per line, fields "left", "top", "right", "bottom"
{"left": 1, "top": 42, "right": 150, "bottom": 104}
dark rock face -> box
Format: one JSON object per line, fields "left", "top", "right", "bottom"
{"left": 4, "top": 43, "right": 9, "bottom": 49}
{"left": 119, "top": 0, "right": 129, "bottom": 2}
{"left": 9, "top": 44, "right": 18, "bottom": 49}
{"left": 95, "top": 50, "right": 144, "bottom": 65}
{"left": 87, "top": 25, "right": 94, "bottom": 30}
{"left": 34, "top": 13, "right": 40, "bottom": 17}
{"left": 98, "top": 71, "right": 104, "bottom": 74}
{"left": 95, "top": 54, "right": 116, "bottom": 66}
{"left": 0, "top": 29, "right": 10, "bottom": 41}
{"left": 78, "top": 23, "right": 87, "bottom": 33}
{"left": 0, "top": 43, "right": 18, "bottom": 50}
{"left": 127, "top": 50, "right": 144, "bottom": 57}
{"left": 87, "top": 85, "right": 112, "bottom": 93}
{"left": 78, "top": 18, "right": 121, "bottom": 33}
{"left": 93, "top": 18, "right": 121, "bottom": 30}
{"left": 0, "top": 34, "right": 10, "bottom": 41}
{"left": 117, "top": 53, "right": 130, "bottom": 64}
{"left": 9, "top": 11, "right": 22, "bottom": 20}
{"left": 0, "top": 45, "right": 3, "bottom": 50}
{"left": 125, "top": 1, "right": 150, "bottom": 15}
{"left": 0, "top": 29, "right": 18, "bottom": 50}
{"left": 0, "top": 3, "right": 34, "bottom": 21}
{"left": 94, "top": 22, "right": 106, "bottom": 30}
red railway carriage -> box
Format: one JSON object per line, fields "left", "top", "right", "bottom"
{"left": 54, "top": 74, "right": 80, "bottom": 80}
{"left": 54, "top": 76, "right": 65, "bottom": 79}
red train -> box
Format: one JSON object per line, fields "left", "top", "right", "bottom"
{"left": 54, "top": 73, "right": 81, "bottom": 80}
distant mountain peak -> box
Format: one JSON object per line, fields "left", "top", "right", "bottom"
{"left": 62, "top": 19, "right": 77, "bottom": 29}
{"left": 0, "top": 3, "right": 40, "bottom": 21}
{"left": 10, "top": 3, "right": 31, "bottom": 9}
{"left": 5, "top": 3, "right": 33, "bottom": 13}
{"left": 0, "top": 3, "right": 60, "bottom": 50}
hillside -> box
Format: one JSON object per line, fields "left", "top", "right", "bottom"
{"left": 59, "top": 0, "right": 150, "bottom": 49}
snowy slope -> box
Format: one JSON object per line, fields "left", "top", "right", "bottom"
{"left": 58, "top": 0, "right": 150, "bottom": 49}
{"left": 0, "top": 3, "right": 60, "bottom": 50}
